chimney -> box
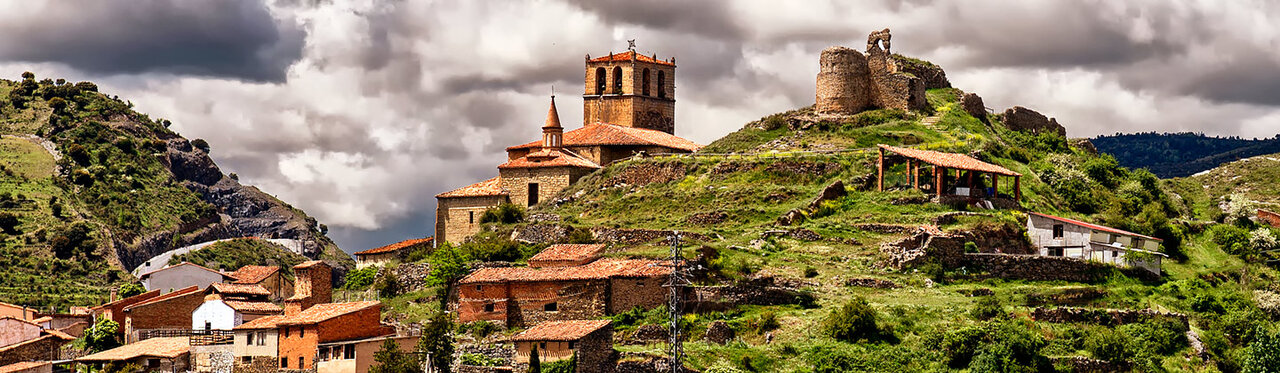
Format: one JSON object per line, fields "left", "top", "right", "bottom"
{"left": 285, "top": 261, "right": 332, "bottom": 316}
{"left": 110, "top": 287, "right": 118, "bottom": 302}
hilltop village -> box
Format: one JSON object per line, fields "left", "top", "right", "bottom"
{"left": 3, "top": 28, "right": 1280, "bottom": 373}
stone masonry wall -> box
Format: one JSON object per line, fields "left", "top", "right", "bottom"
{"left": 960, "top": 253, "right": 1114, "bottom": 282}
{"left": 583, "top": 58, "right": 676, "bottom": 133}
{"left": 0, "top": 335, "right": 66, "bottom": 366}
{"left": 1031, "top": 307, "right": 1188, "bottom": 327}
{"left": 507, "top": 280, "right": 609, "bottom": 328}
{"left": 233, "top": 356, "right": 279, "bottom": 373}
{"left": 500, "top": 167, "right": 592, "bottom": 208}
{"left": 609, "top": 276, "right": 669, "bottom": 314}
{"left": 125, "top": 290, "right": 206, "bottom": 343}
{"left": 815, "top": 29, "right": 927, "bottom": 115}
{"left": 191, "top": 345, "right": 234, "bottom": 373}
{"left": 577, "top": 326, "right": 616, "bottom": 373}
{"left": 437, "top": 195, "right": 508, "bottom": 244}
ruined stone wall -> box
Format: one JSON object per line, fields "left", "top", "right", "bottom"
{"left": 815, "top": 46, "right": 870, "bottom": 114}
{"left": 1001, "top": 106, "right": 1066, "bottom": 137}
{"left": 609, "top": 276, "right": 669, "bottom": 314}
{"left": 892, "top": 54, "right": 950, "bottom": 89}
{"left": 960, "top": 253, "right": 1115, "bottom": 282}
{"left": 437, "top": 195, "right": 508, "bottom": 244}
{"left": 500, "top": 167, "right": 586, "bottom": 208}
{"left": 815, "top": 29, "right": 928, "bottom": 114}
{"left": 0, "top": 335, "right": 67, "bottom": 366}
{"left": 506, "top": 280, "right": 609, "bottom": 328}
{"left": 233, "top": 356, "right": 279, "bottom": 373}
{"left": 1031, "top": 307, "right": 1188, "bottom": 327}
{"left": 867, "top": 46, "right": 927, "bottom": 111}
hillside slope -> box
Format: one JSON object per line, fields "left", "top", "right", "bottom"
{"left": 0, "top": 73, "right": 351, "bottom": 310}
{"left": 1092, "top": 132, "right": 1280, "bottom": 178}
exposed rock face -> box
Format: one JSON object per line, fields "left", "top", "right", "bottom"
{"left": 893, "top": 54, "right": 950, "bottom": 89}
{"left": 960, "top": 93, "right": 987, "bottom": 122}
{"left": 809, "top": 180, "right": 847, "bottom": 208}
{"left": 704, "top": 321, "right": 734, "bottom": 344}
{"left": 1002, "top": 106, "right": 1066, "bottom": 137}
{"left": 1071, "top": 138, "right": 1099, "bottom": 155}
{"left": 633, "top": 324, "right": 667, "bottom": 341}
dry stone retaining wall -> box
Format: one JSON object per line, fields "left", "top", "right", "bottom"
{"left": 1030, "top": 307, "right": 1188, "bottom": 327}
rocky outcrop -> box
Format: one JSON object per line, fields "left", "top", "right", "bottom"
{"left": 704, "top": 321, "right": 734, "bottom": 344}
{"left": 809, "top": 180, "right": 847, "bottom": 208}
{"left": 1001, "top": 106, "right": 1066, "bottom": 137}
{"left": 845, "top": 278, "right": 900, "bottom": 289}
{"left": 960, "top": 93, "right": 987, "bottom": 122}
{"left": 892, "top": 54, "right": 950, "bottom": 89}
{"left": 633, "top": 324, "right": 667, "bottom": 341}
{"left": 605, "top": 162, "right": 687, "bottom": 187}
{"left": 692, "top": 276, "right": 813, "bottom": 311}
{"left": 590, "top": 228, "right": 710, "bottom": 246}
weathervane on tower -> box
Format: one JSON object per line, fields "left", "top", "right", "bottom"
{"left": 627, "top": 39, "right": 636, "bottom": 51}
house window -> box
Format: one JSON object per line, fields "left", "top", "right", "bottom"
{"left": 205, "top": 321, "right": 212, "bottom": 331}
{"left": 147, "top": 359, "right": 159, "bottom": 367}
{"left": 569, "top": 341, "right": 576, "bottom": 349}
{"left": 345, "top": 345, "right": 356, "bottom": 359}
{"left": 300, "top": 328, "right": 305, "bottom": 338}
{"left": 1052, "top": 224, "right": 1064, "bottom": 239}
{"left": 1112, "top": 250, "right": 1118, "bottom": 258}
{"left": 257, "top": 332, "right": 266, "bottom": 346}
{"left": 242, "top": 356, "right": 251, "bottom": 364}
{"left": 658, "top": 71, "right": 667, "bottom": 98}
{"left": 280, "top": 357, "right": 288, "bottom": 368}
{"left": 319, "top": 347, "right": 329, "bottom": 361}
{"left": 298, "top": 357, "right": 304, "bottom": 368}
{"left": 636, "top": 280, "right": 645, "bottom": 287}
{"left": 283, "top": 328, "right": 289, "bottom": 338}
{"left": 247, "top": 332, "right": 254, "bottom": 345}
{"left": 528, "top": 183, "right": 539, "bottom": 206}
{"left": 642, "top": 68, "right": 651, "bottom": 96}
{"left": 1133, "top": 238, "right": 1143, "bottom": 249}
{"left": 484, "top": 303, "right": 495, "bottom": 313}
{"left": 1048, "top": 247, "right": 1064, "bottom": 257}
{"left": 594, "top": 68, "right": 606, "bottom": 95}
{"left": 612, "top": 66, "right": 623, "bottom": 94}
{"left": 469, "top": 211, "right": 475, "bottom": 224}
{"left": 544, "top": 302, "right": 558, "bottom": 312}
{"left": 476, "top": 285, "right": 483, "bottom": 292}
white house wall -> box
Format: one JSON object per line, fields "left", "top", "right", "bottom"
{"left": 143, "top": 266, "right": 225, "bottom": 294}
{"left": 192, "top": 300, "right": 239, "bottom": 330}
{"left": 1027, "top": 215, "right": 1090, "bottom": 256}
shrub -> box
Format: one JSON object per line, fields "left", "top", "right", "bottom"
{"left": 1244, "top": 327, "right": 1280, "bottom": 373}
{"left": 1116, "top": 318, "right": 1188, "bottom": 357}
{"left": 479, "top": 203, "right": 525, "bottom": 224}
{"left": 374, "top": 271, "right": 401, "bottom": 298}
{"left": 964, "top": 241, "right": 979, "bottom": 253}
{"left": 918, "top": 260, "right": 946, "bottom": 284}
{"left": 426, "top": 243, "right": 470, "bottom": 288}
{"left": 940, "top": 326, "right": 986, "bottom": 367}
{"left": 806, "top": 345, "right": 862, "bottom": 373}
{"left": 542, "top": 352, "right": 576, "bottom": 373}
{"left": 118, "top": 283, "right": 145, "bottom": 298}
{"left": 461, "top": 353, "right": 503, "bottom": 367}
{"left": 821, "top": 297, "right": 882, "bottom": 343}
{"left": 1086, "top": 330, "right": 1132, "bottom": 362}
{"left": 85, "top": 318, "right": 122, "bottom": 352}
{"left": 343, "top": 267, "right": 377, "bottom": 290}
{"left": 0, "top": 212, "right": 19, "bottom": 234}
{"left": 191, "top": 138, "right": 210, "bottom": 153}
{"left": 804, "top": 266, "right": 819, "bottom": 278}
{"left": 370, "top": 338, "right": 421, "bottom": 373}
{"left": 68, "top": 144, "right": 91, "bottom": 166}
{"left": 970, "top": 296, "right": 1003, "bottom": 321}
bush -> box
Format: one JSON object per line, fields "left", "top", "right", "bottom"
{"left": 1086, "top": 330, "right": 1132, "bottom": 362}
{"left": 191, "top": 138, "right": 210, "bottom": 153}
{"left": 803, "top": 266, "right": 819, "bottom": 278}
{"left": 461, "top": 353, "right": 503, "bottom": 367}
{"left": 1116, "top": 318, "right": 1188, "bottom": 357}
{"left": 821, "top": 297, "right": 882, "bottom": 343}
{"left": 343, "top": 267, "right": 377, "bottom": 290}
{"left": 85, "top": 318, "right": 122, "bottom": 352}
{"left": 374, "top": 271, "right": 401, "bottom": 298}
{"left": 970, "top": 297, "right": 1003, "bottom": 321}
{"left": 542, "top": 352, "right": 576, "bottom": 373}
{"left": 940, "top": 326, "right": 986, "bottom": 367}
{"left": 426, "top": 243, "right": 470, "bottom": 288}
{"left": 918, "top": 260, "right": 946, "bottom": 284}
{"left": 68, "top": 144, "right": 91, "bottom": 166}
{"left": 0, "top": 212, "right": 19, "bottom": 234}
{"left": 370, "top": 338, "right": 421, "bottom": 373}
{"left": 479, "top": 203, "right": 525, "bottom": 224}
{"left": 118, "top": 283, "right": 145, "bottom": 298}
{"left": 1244, "top": 327, "right": 1280, "bottom": 373}
{"left": 964, "top": 241, "right": 979, "bottom": 253}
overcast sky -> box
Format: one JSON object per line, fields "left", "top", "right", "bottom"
{"left": 2, "top": 0, "right": 1278, "bottom": 253}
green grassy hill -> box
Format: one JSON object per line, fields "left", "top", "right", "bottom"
{"left": 399, "top": 86, "right": 1280, "bottom": 372}
{"left": 0, "top": 73, "right": 349, "bottom": 311}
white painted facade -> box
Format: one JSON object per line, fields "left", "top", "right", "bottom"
{"left": 192, "top": 300, "right": 241, "bottom": 331}
{"left": 1026, "top": 213, "right": 1166, "bottom": 275}
{"left": 140, "top": 264, "right": 227, "bottom": 294}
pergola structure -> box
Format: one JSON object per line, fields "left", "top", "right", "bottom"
{"left": 877, "top": 144, "right": 1022, "bottom": 202}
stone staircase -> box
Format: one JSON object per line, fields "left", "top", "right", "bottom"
{"left": 921, "top": 115, "right": 941, "bottom": 127}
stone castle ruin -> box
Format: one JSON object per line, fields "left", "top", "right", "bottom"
{"left": 816, "top": 28, "right": 930, "bottom": 115}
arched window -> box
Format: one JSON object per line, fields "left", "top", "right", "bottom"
{"left": 612, "top": 66, "right": 623, "bottom": 94}
{"left": 642, "top": 68, "right": 651, "bottom": 96}
{"left": 594, "top": 68, "right": 606, "bottom": 95}
{"left": 657, "top": 70, "right": 666, "bottom": 98}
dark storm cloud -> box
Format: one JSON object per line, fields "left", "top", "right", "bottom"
{"left": 564, "top": 0, "right": 746, "bottom": 41}
{"left": 0, "top": 0, "right": 303, "bottom": 82}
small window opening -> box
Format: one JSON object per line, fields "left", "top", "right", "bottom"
{"left": 544, "top": 302, "right": 558, "bottom": 312}
{"left": 642, "top": 68, "right": 651, "bottom": 96}
{"left": 1052, "top": 224, "right": 1064, "bottom": 239}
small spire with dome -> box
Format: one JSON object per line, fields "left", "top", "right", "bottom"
{"left": 542, "top": 95, "right": 563, "bottom": 148}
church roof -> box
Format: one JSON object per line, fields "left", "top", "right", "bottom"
{"left": 544, "top": 97, "right": 561, "bottom": 129}
{"left": 498, "top": 148, "right": 601, "bottom": 170}
{"left": 588, "top": 51, "right": 675, "bottom": 66}
{"left": 507, "top": 123, "right": 701, "bottom": 152}
{"left": 436, "top": 177, "right": 507, "bottom": 198}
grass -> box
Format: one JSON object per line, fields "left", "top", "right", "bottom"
{"left": 169, "top": 238, "right": 309, "bottom": 272}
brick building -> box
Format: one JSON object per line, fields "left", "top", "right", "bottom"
{"left": 0, "top": 361, "right": 51, "bottom": 373}
{"left": 457, "top": 258, "right": 671, "bottom": 327}
{"left": 122, "top": 285, "right": 205, "bottom": 343}
{"left": 316, "top": 335, "right": 416, "bottom": 373}
{"left": 0, "top": 302, "right": 37, "bottom": 321}
{"left": 229, "top": 265, "right": 295, "bottom": 301}
{"left": 353, "top": 237, "right": 433, "bottom": 269}
{"left": 90, "top": 289, "right": 162, "bottom": 339}
{"left": 276, "top": 301, "right": 394, "bottom": 371}
{"left": 1259, "top": 209, "right": 1280, "bottom": 228}
{"left": 436, "top": 46, "right": 700, "bottom": 244}
{"left": 510, "top": 320, "right": 614, "bottom": 373}
{"left": 284, "top": 261, "right": 332, "bottom": 315}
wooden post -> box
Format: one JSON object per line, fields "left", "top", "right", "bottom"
{"left": 966, "top": 170, "right": 974, "bottom": 189}
{"left": 912, "top": 161, "right": 919, "bottom": 189}
{"left": 992, "top": 174, "right": 999, "bottom": 198}
{"left": 1015, "top": 175, "right": 1022, "bottom": 202}
{"left": 935, "top": 165, "right": 943, "bottom": 198}
{"left": 877, "top": 148, "right": 885, "bottom": 192}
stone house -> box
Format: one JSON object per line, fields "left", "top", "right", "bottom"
{"left": 75, "top": 336, "right": 190, "bottom": 372}
{"left": 192, "top": 283, "right": 282, "bottom": 331}
{"left": 528, "top": 244, "right": 606, "bottom": 268}
{"left": 229, "top": 265, "right": 294, "bottom": 302}
{"left": 510, "top": 320, "right": 613, "bottom": 373}
{"left": 316, "top": 335, "right": 417, "bottom": 373}
{"left": 1027, "top": 212, "right": 1167, "bottom": 275}
{"left": 231, "top": 314, "right": 284, "bottom": 373}
{"left": 138, "top": 262, "right": 235, "bottom": 294}
{"left": 0, "top": 328, "right": 74, "bottom": 367}
{"left": 0, "top": 317, "right": 41, "bottom": 347}
{"left": 457, "top": 258, "right": 671, "bottom": 327}
{"left": 436, "top": 46, "right": 700, "bottom": 245}
{"left": 284, "top": 261, "right": 332, "bottom": 315}
{"left": 276, "top": 301, "right": 394, "bottom": 371}
{"left": 352, "top": 237, "right": 433, "bottom": 269}
{"left": 30, "top": 314, "right": 90, "bottom": 338}
{"left": 121, "top": 285, "right": 205, "bottom": 343}
{"left": 0, "top": 302, "right": 37, "bottom": 321}
{"left": 0, "top": 361, "right": 51, "bottom": 373}
{"left": 90, "top": 289, "right": 162, "bottom": 339}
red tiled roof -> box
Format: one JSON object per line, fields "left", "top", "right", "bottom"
{"left": 225, "top": 301, "right": 283, "bottom": 314}
{"left": 436, "top": 177, "right": 508, "bottom": 198}
{"left": 138, "top": 262, "right": 236, "bottom": 280}
{"left": 879, "top": 144, "right": 1021, "bottom": 176}
{"left": 498, "top": 148, "right": 601, "bottom": 170}
{"left": 76, "top": 337, "right": 189, "bottom": 361}
{"left": 355, "top": 238, "right": 434, "bottom": 255}
{"left": 211, "top": 283, "right": 271, "bottom": 296}
{"left": 0, "top": 316, "right": 39, "bottom": 328}
{"left": 460, "top": 258, "right": 673, "bottom": 284}
{"left": 0, "top": 361, "right": 50, "bottom": 373}
{"left": 125, "top": 286, "right": 201, "bottom": 311}
{"left": 511, "top": 320, "right": 611, "bottom": 341}
{"left": 43, "top": 329, "right": 75, "bottom": 340}
{"left": 588, "top": 51, "right": 675, "bottom": 66}
{"left": 529, "top": 244, "right": 606, "bottom": 263}
{"left": 92, "top": 290, "right": 162, "bottom": 311}
{"left": 1028, "top": 212, "right": 1163, "bottom": 242}
{"left": 276, "top": 301, "right": 382, "bottom": 326}
{"left": 230, "top": 266, "right": 280, "bottom": 284}
{"left": 508, "top": 123, "right": 701, "bottom": 152}
{"left": 294, "top": 260, "right": 328, "bottom": 270}
{"left": 234, "top": 314, "right": 285, "bottom": 330}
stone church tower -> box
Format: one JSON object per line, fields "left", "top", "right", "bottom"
{"left": 583, "top": 50, "right": 677, "bottom": 134}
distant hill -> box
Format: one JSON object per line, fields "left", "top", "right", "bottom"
{"left": 1091, "top": 132, "right": 1280, "bottom": 178}
{"left": 0, "top": 73, "right": 351, "bottom": 310}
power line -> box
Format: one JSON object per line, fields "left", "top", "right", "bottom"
{"left": 663, "top": 232, "right": 689, "bottom": 373}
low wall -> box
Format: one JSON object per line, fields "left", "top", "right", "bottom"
{"left": 960, "top": 253, "right": 1114, "bottom": 282}
{"left": 1031, "top": 307, "right": 1187, "bottom": 327}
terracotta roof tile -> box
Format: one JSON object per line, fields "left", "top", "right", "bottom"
{"left": 511, "top": 320, "right": 611, "bottom": 341}
{"left": 355, "top": 238, "right": 434, "bottom": 255}
{"left": 436, "top": 177, "right": 508, "bottom": 198}
{"left": 210, "top": 283, "right": 271, "bottom": 296}
{"left": 230, "top": 266, "right": 280, "bottom": 284}
{"left": 508, "top": 124, "right": 701, "bottom": 152}
{"left": 588, "top": 51, "right": 675, "bottom": 66}
{"left": 124, "top": 286, "right": 201, "bottom": 311}
{"left": 234, "top": 314, "right": 285, "bottom": 330}
{"left": 138, "top": 262, "right": 237, "bottom": 280}
{"left": 1028, "top": 212, "right": 1163, "bottom": 242}
{"left": 0, "top": 361, "right": 50, "bottom": 373}
{"left": 529, "top": 244, "right": 606, "bottom": 263}
{"left": 498, "top": 148, "right": 602, "bottom": 170}
{"left": 879, "top": 144, "right": 1021, "bottom": 176}
{"left": 224, "top": 301, "right": 283, "bottom": 314}
{"left": 293, "top": 261, "right": 328, "bottom": 270}
{"left": 276, "top": 301, "right": 382, "bottom": 326}
{"left": 43, "top": 329, "right": 75, "bottom": 340}
{"left": 92, "top": 290, "right": 162, "bottom": 311}
{"left": 76, "top": 337, "right": 189, "bottom": 361}
{"left": 460, "top": 258, "right": 672, "bottom": 284}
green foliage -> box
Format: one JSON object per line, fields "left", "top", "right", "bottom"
{"left": 344, "top": 267, "right": 377, "bottom": 290}
{"left": 964, "top": 241, "right": 979, "bottom": 253}
{"left": 970, "top": 296, "right": 1003, "bottom": 321}
{"left": 821, "top": 297, "right": 884, "bottom": 343}
{"left": 191, "top": 138, "right": 210, "bottom": 153}
{"left": 457, "top": 320, "right": 498, "bottom": 340}
{"left": 85, "top": 318, "right": 122, "bottom": 352}
{"left": 609, "top": 306, "right": 668, "bottom": 329}
{"left": 374, "top": 271, "right": 401, "bottom": 298}
{"left": 918, "top": 260, "right": 946, "bottom": 284}
{"left": 1244, "top": 327, "right": 1280, "bottom": 373}
{"left": 425, "top": 243, "right": 469, "bottom": 288}
{"left": 417, "top": 312, "right": 454, "bottom": 373}
{"left": 1086, "top": 329, "right": 1132, "bottom": 362}
{"left": 542, "top": 352, "right": 576, "bottom": 373}
{"left": 50, "top": 221, "right": 95, "bottom": 259}
{"left": 1116, "top": 318, "right": 1189, "bottom": 358}
{"left": 370, "top": 338, "right": 422, "bottom": 373}
{"left": 118, "top": 283, "right": 145, "bottom": 298}
{"left": 168, "top": 238, "right": 307, "bottom": 271}
{"left": 461, "top": 353, "right": 503, "bottom": 366}
{"left": 480, "top": 203, "right": 525, "bottom": 224}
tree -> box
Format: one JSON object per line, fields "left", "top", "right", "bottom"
{"left": 118, "top": 283, "right": 145, "bottom": 298}
{"left": 821, "top": 297, "right": 882, "bottom": 343}
{"left": 417, "top": 312, "right": 454, "bottom": 373}
{"left": 0, "top": 212, "right": 19, "bottom": 234}
{"left": 48, "top": 97, "right": 67, "bottom": 113}
{"left": 85, "top": 318, "right": 122, "bottom": 352}
{"left": 191, "top": 138, "right": 210, "bottom": 153}
{"left": 528, "top": 345, "right": 541, "bottom": 373}
{"left": 370, "top": 338, "right": 422, "bottom": 373}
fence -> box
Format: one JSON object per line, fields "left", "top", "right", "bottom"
{"left": 135, "top": 329, "right": 234, "bottom": 346}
